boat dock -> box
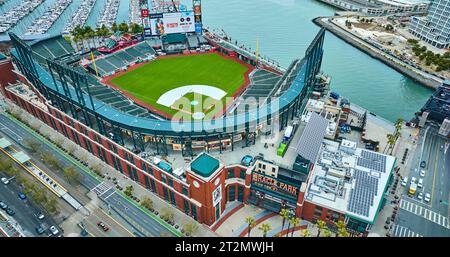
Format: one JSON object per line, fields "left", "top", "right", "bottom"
{"left": 0, "top": 0, "right": 44, "bottom": 33}
{"left": 97, "top": 0, "right": 120, "bottom": 29}
{"left": 129, "top": 0, "right": 141, "bottom": 25}
{"left": 63, "top": 0, "right": 97, "bottom": 34}
{"left": 25, "top": 0, "right": 73, "bottom": 35}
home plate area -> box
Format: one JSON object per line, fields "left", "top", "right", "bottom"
{"left": 157, "top": 85, "right": 226, "bottom": 119}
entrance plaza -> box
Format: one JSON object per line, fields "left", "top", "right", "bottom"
{"left": 213, "top": 202, "right": 311, "bottom": 237}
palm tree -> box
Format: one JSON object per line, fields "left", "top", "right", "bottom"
{"left": 323, "top": 229, "right": 332, "bottom": 237}
{"left": 245, "top": 216, "right": 256, "bottom": 237}
{"left": 301, "top": 229, "right": 311, "bottom": 237}
{"left": 290, "top": 217, "right": 300, "bottom": 237}
{"left": 316, "top": 220, "right": 327, "bottom": 237}
{"left": 334, "top": 220, "right": 348, "bottom": 237}
{"left": 384, "top": 134, "right": 395, "bottom": 154}
{"left": 258, "top": 223, "right": 271, "bottom": 237}
{"left": 280, "top": 209, "right": 289, "bottom": 230}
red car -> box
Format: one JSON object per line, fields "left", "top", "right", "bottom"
{"left": 97, "top": 221, "right": 109, "bottom": 232}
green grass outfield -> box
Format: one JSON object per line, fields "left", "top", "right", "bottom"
{"left": 109, "top": 53, "right": 249, "bottom": 117}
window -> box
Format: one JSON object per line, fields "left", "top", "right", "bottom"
{"left": 183, "top": 199, "right": 190, "bottom": 215}
{"left": 239, "top": 170, "right": 246, "bottom": 179}
{"left": 170, "top": 191, "right": 176, "bottom": 206}
{"left": 182, "top": 187, "right": 188, "bottom": 196}
{"left": 144, "top": 176, "right": 151, "bottom": 190}
{"left": 161, "top": 173, "right": 167, "bottom": 184}
{"left": 168, "top": 178, "right": 173, "bottom": 188}
{"left": 228, "top": 170, "right": 235, "bottom": 178}
{"left": 163, "top": 187, "right": 169, "bottom": 201}
{"left": 229, "top": 186, "right": 236, "bottom": 201}
{"left": 192, "top": 206, "right": 197, "bottom": 221}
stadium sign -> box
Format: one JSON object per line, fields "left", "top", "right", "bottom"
{"left": 251, "top": 172, "right": 299, "bottom": 198}
{"left": 149, "top": 11, "right": 195, "bottom": 36}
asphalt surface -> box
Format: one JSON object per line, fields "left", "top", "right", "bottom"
{"left": 394, "top": 125, "right": 450, "bottom": 237}
{"left": 0, "top": 170, "right": 59, "bottom": 237}
{"left": 0, "top": 113, "right": 177, "bottom": 237}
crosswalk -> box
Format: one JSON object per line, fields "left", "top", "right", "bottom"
{"left": 392, "top": 224, "right": 423, "bottom": 237}
{"left": 399, "top": 199, "right": 450, "bottom": 229}
{"left": 92, "top": 181, "right": 115, "bottom": 200}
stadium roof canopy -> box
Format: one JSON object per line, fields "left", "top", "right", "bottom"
{"left": 295, "top": 112, "right": 328, "bottom": 163}
{"left": 190, "top": 153, "right": 220, "bottom": 178}
{"left": 162, "top": 33, "right": 187, "bottom": 44}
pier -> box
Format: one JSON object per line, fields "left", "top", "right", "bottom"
{"left": 0, "top": 0, "right": 44, "bottom": 33}
{"left": 63, "top": 0, "right": 98, "bottom": 34}
{"left": 25, "top": 0, "right": 73, "bottom": 35}
{"left": 97, "top": 0, "right": 120, "bottom": 29}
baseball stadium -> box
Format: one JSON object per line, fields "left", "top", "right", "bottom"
{"left": 3, "top": 0, "right": 392, "bottom": 236}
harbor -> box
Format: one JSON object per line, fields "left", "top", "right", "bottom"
{"left": 0, "top": 0, "right": 44, "bottom": 33}
{"left": 96, "top": 0, "right": 120, "bottom": 29}
{"left": 63, "top": 0, "right": 97, "bottom": 34}
{"left": 25, "top": 0, "right": 73, "bottom": 35}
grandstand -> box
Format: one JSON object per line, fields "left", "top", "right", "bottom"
{"left": 30, "top": 35, "right": 80, "bottom": 65}
{"left": 87, "top": 41, "right": 156, "bottom": 77}
{"left": 187, "top": 34, "right": 209, "bottom": 50}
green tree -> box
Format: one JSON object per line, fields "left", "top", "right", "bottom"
{"left": 63, "top": 166, "right": 81, "bottom": 185}
{"left": 258, "top": 223, "right": 271, "bottom": 237}
{"left": 112, "top": 23, "right": 119, "bottom": 33}
{"left": 45, "top": 196, "right": 59, "bottom": 215}
{"left": 161, "top": 207, "right": 175, "bottom": 223}
{"left": 316, "top": 220, "right": 327, "bottom": 237}
{"left": 290, "top": 217, "right": 300, "bottom": 237}
{"left": 124, "top": 185, "right": 134, "bottom": 197}
{"left": 23, "top": 139, "right": 40, "bottom": 153}
{"left": 31, "top": 188, "right": 47, "bottom": 204}
{"left": 183, "top": 221, "right": 199, "bottom": 236}
{"left": 334, "top": 220, "right": 348, "bottom": 237}
{"left": 323, "top": 229, "right": 332, "bottom": 237}
{"left": 140, "top": 197, "right": 153, "bottom": 210}
{"left": 130, "top": 23, "right": 143, "bottom": 34}
{"left": 118, "top": 22, "right": 129, "bottom": 33}
{"left": 280, "top": 208, "right": 290, "bottom": 230}
{"left": 245, "top": 216, "right": 256, "bottom": 237}
{"left": 301, "top": 229, "right": 311, "bottom": 237}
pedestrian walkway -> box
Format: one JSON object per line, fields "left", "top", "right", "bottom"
{"left": 399, "top": 199, "right": 450, "bottom": 229}
{"left": 392, "top": 224, "right": 423, "bottom": 237}
{"left": 92, "top": 181, "right": 115, "bottom": 200}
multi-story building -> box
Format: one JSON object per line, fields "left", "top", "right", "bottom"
{"left": 318, "top": 0, "right": 429, "bottom": 16}
{"left": 409, "top": 0, "right": 450, "bottom": 49}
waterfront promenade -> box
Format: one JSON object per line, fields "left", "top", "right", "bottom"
{"left": 314, "top": 16, "right": 443, "bottom": 89}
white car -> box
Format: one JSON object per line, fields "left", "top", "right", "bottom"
{"left": 424, "top": 193, "right": 431, "bottom": 202}
{"left": 411, "top": 177, "right": 417, "bottom": 184}
{"left": 1, "top": 177, "right": 9, "bottom": 185}
{"left": 49, "top": 226, "right": 59, "bottom": 235}
{"left": 419, "top": 169, "right": 426, "bottom": 177}
{"left": 401, "top": 177, "right": 408, "bottom": 186}
{"left": 418, "top": 178, "right": 423, "bottom": 188}
{"left": 417, "top": 192, "right": 423, "bottom": 200}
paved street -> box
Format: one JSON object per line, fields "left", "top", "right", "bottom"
{"left": 0, "top": 170, "right": 59, "bottom": 237}
{"left": 0, "top": 113, "right": 179, "bottom": 237}
{"left": 393, "top": 125, "right": 450, "bottom": 237}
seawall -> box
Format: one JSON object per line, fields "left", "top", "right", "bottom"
{"left": 313, "top": 16, "right": 442, "bottom": 90}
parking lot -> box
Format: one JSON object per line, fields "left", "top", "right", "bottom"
{"left": 393, "top": 125, "right": 450, "bottom": 237}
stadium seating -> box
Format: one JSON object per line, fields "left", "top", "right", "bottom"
{"left": 31, "top": 36, "right": 77, "bottom": 64}
{"left": 88, "top": 41, "right": 156, "bottom": 77}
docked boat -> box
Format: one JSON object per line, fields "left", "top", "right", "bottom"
{"left": 25, "top": 0, "right": 73, "bottom": 35}
{"left": 63, "top": 0, "right": 97, "bottom": 34}
{"left": 96, "top": 0, "right": 120, "bottom": 29}
{"left": 0, "top": 0, "right": 44, "bottom": 33}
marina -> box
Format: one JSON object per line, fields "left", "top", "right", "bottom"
{"left": 0, "top": 0, "right": 44, "bottom": 33}
{"left": 129, "top": 0, "right": 141, "bottom": 25}
{"left": 97, "top": 0, "right": 120, "bottom": 29}
{"left": 25, "top": 0, "right": 73, "bottom": 35}
{"left": 63, "top": 0, "right": 97, "bottom": 34}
